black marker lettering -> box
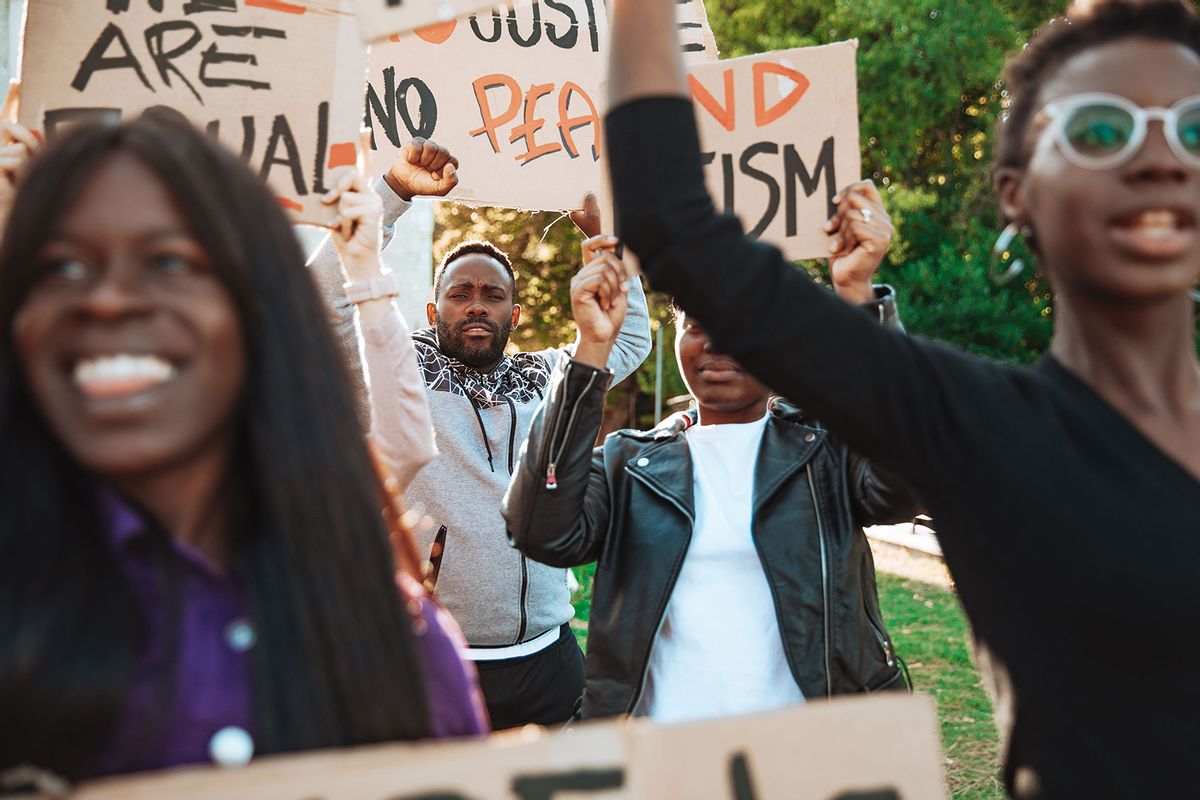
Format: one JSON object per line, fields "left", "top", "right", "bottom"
{"left": 313, "top": 100, "right": 330, "bottom": 194}
{"left": 365, "top": 67, "right": 401, "bottom": 149}
{"left": 397, "top": 77, "right": 437, "bottom": 139}
{"left": 740, "top": 142, "right": 781, "bottom": 238}
{"left": 511, "top": 768, "right": 625, "bottom": 800}
{"left": 144, "top": 20, "right": 204, "bottom": 102}
{"left": 784, "top": 138, "right": 836, "bottom": 236}
{"left": 199, "top": 41, "right": 270, "bottom": 90}
{"left": 71, "top": 22, "right": 153, "bottom": 93}
{"left": 507, "top": 4, "right": 542, "bottom": 48}
{"left": 730, "top": 752, "right": 758, "bottom": 800}
{"left": 261, "top": 114, "right": 307, "bottom": 195}
{"left": 470, "top": 10, "right": 503, "bottom": 43}
{"left": 542, "top": 0, "right": 578, "bottom": 49}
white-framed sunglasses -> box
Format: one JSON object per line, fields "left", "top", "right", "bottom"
{"left": 1040, "top": 92, "right": 1200, "bottom": 170}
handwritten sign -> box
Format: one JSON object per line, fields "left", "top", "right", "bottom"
{"left": 677, "top": 0, "right": 720, "bottom": 64}
{"left": 18, "top": 0, "right": 367, "bottom": 227}
{"left": 58, "top": 695, "right": 946, "bottom": 799}
{"left": 365, "top": 0, "right": 608, "bottom": 212}
{"left": 356, "top": 0, "right": 511, "bottom": 43}
{"left": 690, "top": 41, "right": 861, "bottom": 261}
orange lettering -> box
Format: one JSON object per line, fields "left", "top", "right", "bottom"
{"left": 557, "top": 82, "right": 601, "bottom": 161}
{"left": 753, "top": 62, "right": 810, "bottom": 127}
{"left": 245, "top": 0, "right": 306, "bottom": 14}
{"left": 469, "top": 73, "right": 522, "bottom": 154}
{"left": 510, "top": 83, "right": 562, "bottom": 164}
{"left": 688, "top": 70, "right": 736, "bottom": 132}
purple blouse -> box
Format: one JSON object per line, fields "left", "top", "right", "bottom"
{"left": 92, "top": 491, "right": 487, "bottom": 777}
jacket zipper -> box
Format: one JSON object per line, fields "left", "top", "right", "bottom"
{"left": 806, "top": 468, "right": 833, "bottom": 698}
{"left": 539, "top": 363, "right": 571, "bottom": 489}
{"left": 544, "top": 367, "right": 599, "bottom": 490}
{"left": 867, "top": 617, "right": 896, "bottom": 668}
{"left": 515, "top": 554, "right": 530, "bottom": 645}
{"left": 625, "top": 469, "right": 695, "bottom": 713}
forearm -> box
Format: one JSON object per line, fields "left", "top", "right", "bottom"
{"left": 503, "top": 359, "right": 612, "bottom": 567}
{"left": 609, "top": 0, "right": 688, "bottom": 106}
{"left": 844, "top": 286, "right": 922, "bottom": 524}
{"left": 605, "top": 275, "right": 652, "bottom": 381}
{"left": 362, "top": 306, "right": 436, "bottom": 492}
{"left": 306, "top": 176, "right": 413, "bottom": 423}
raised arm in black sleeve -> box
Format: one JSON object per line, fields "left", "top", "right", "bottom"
{"left": 606, "top": 98, "right": 1025, "bottom": 499}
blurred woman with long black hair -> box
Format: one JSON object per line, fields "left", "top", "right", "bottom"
{"left": 0, "top": 109, "right": 484, "bottom": 783}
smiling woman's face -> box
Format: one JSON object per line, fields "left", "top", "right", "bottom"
{"left": 1005, "top": 38, "right": 1200, "bottom": 303}
{"left": 12, "top": 152, "right": 246, "bottom": 481}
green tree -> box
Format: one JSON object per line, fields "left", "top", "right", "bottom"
{"left": 709, "top": 0, "right": 1067, "bottom": 362}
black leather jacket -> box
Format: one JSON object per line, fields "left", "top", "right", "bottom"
{"left": 502, "top": 295, "right": 921, "bottom": 718}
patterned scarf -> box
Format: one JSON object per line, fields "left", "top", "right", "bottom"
{"left": 411, "top": 328, "right": 551, "bottom": 410}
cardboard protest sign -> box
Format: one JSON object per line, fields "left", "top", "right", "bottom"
{"left": 18, "top": 0, "right": 368, "bottom": 227}
{"left": 628, "top": 695, "right": 948, "bottom": 799}
{"left": 56, "top": 694, "right": 945, "bottom": 799}
{"left": 356, "top": 0, "right": 516, "bottom": 43}
{"left": 366, "top": 0, "right": 608, "bottom": 212}
{"left": 689, "top": 41, "right": 861, "bottom": 261}
{"left": 677, "top": 0, "right": 720, "bottom": 64}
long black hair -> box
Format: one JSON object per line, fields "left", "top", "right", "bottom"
{"left": 0, "top": 109, "right": 430, "bottom": 779}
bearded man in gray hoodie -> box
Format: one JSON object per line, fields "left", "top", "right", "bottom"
{"left": 311, "top": 139, "right": 649, "bottom": 728}
{"left": 406, "top": 212, "right": 649, "bottom": 728}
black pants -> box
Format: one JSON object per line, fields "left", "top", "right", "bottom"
{"left": 475, "top": 625, "right": 584, "bottom": 731}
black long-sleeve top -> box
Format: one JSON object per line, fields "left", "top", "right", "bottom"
{"left": 606, "top": 97, "right": 1200, "bottom": 799}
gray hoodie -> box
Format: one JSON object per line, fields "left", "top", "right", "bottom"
{"left": 310, "top": 180, "right": 651, "bottom": 649}
{"left": 405, "top": 293, "right": 650, "bottom": 648}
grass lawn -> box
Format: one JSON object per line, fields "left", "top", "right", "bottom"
{"left": 569, "top": 564, "right": 1006, "bottom": 799}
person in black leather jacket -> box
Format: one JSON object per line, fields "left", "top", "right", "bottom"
{"left": 501, "top": 191, "right": 920, "bottom": 721}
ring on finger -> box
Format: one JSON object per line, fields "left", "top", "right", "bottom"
{"left": 861, "top": 207, "right": 873, "bottom": 224}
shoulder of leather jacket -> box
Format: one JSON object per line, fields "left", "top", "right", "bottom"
{"left": 608, "top": 398, "right": 826, "bottom": 444}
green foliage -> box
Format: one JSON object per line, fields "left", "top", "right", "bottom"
{"left": 876, "top": 574, "right": 1006, "bottom": 798}
{"left": 433, "top": 204, "right": 582, "bottom": 354}
{"left": 708, "top": 0, "right": 1065, "bottom": 363}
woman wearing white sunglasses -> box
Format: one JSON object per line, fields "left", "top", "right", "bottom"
{"left": 602, "top": 0, "right": 1199, "bottom": 797}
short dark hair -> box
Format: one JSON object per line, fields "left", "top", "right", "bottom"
{"left": 0, "top": 109, "right": 430, "bottom": 776}
{"left": 995, "top": 0, "right": 1200, "bottom": 178}
{"left": 433, "top": 240, "right": 516, "bottom": 299}
{"left": 666, "top": 296, "right": 684, "bottom": 320}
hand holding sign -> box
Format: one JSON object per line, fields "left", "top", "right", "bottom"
{"left": 323, "top": 170, "right": 384, "bottom": 283}
{"left": 570, "top": 191, "right": 603, "bottom": 239}
{"left": 385, "top": 137, "right": 460, "bottom": 201}
{"left": 571, "top": 235, "right": 633, "bottom": 369}
{"left": 0, "top": 82, "right": 41, "bottom": 231}
{"left": 824, "top": 180, "right": 893, "bottom": 305}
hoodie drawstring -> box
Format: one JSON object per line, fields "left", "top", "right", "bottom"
{"left": 467, "top": 394, "right": 496, "bottom": 473}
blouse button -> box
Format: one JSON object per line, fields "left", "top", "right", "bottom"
{"left": 636, "top": 457, "right": 650, "bottom": 467}
{"left": 804, "top": 433, "right": 816, "bottom": 443}
{"left": 209, "top": 726, "right": 255, "bottom": 767}
{"left": 224, "top": 619, "right": 257, "bottom": 653}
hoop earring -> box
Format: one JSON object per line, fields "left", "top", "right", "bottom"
{"left": 990, "top": 223, "right": 1029, "bottom": 286}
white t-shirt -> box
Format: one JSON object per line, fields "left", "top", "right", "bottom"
{"left": 633, "top": 414, "right": 805, "bottom": 724}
